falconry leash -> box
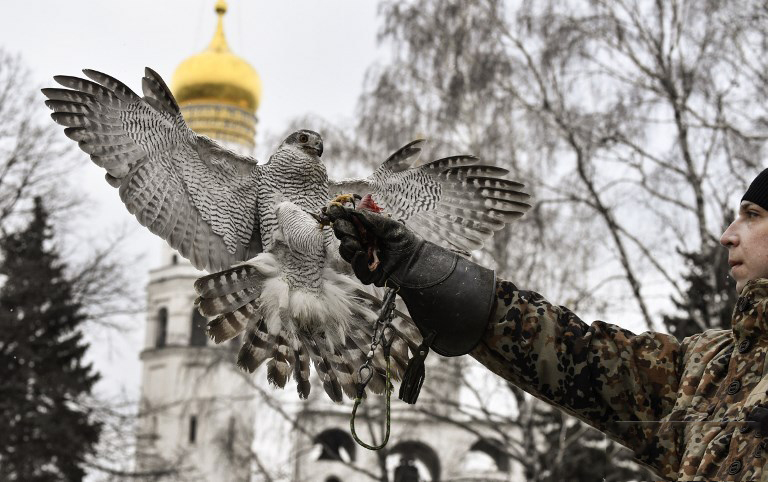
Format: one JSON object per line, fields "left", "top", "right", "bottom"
{"left": 349, "top": 286, "right": 397, "bottom": 450}
{"left": 347, "top": 283, "right": 437, "bottom": 450}
{"left": 317, "top": 198, "right": 434, "bottom": 450}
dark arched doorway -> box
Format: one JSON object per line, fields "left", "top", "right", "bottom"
{"left": 313, "top": 428, "right": 357, "bottom": 463}
{"left": 387, "top": 440, "right": 440, "bottom": 481}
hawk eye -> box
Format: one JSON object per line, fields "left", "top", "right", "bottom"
{"left": 298, "top": 134, "right": 309, "bottom": 143}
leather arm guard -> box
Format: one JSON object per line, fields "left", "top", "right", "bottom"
{"left": 388, "top": 241, "right": 496, "bottom": 357}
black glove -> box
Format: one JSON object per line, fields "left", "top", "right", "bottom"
{"left": 325, "top": 204, "right": 422, "bottom": 287}
{"left": 325, "top": 203, "right": 496, "bottom": 358}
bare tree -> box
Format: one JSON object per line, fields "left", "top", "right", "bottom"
{"left": 362, "top": 0, "right": 767, "bottom": 328}
{"left": 284, "top": 0, "right": 768, "bottom": 479}
{"left": 0, "top": 48, "right": 140, "bottom": 327}
{"left": 0, "top": 48, "right": 75, "bottom": 235}
{"left": 497, "top": 0, "right": 764, "bottom": 331}
{"left": 0, "top": 50, "right": 145, "bottom": 479}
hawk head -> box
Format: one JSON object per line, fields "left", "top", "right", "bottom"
{"left": 282, "top": 129, "right": 323, "bottom": 158}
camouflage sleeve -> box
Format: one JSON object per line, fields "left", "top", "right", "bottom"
{"left": 470, "top": 278, "right": 686, "bottom": 465}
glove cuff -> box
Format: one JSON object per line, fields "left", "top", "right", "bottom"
{"left": 389, "top": 241, "right": 496, "bottom": 356}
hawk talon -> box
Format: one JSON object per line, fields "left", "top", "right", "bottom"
{"left": 316, "top": 193, "right": 363, "bottom": 227}
{"left": 368, "top": 247, "right": 381, "bottom": 271}
{"left": 309, "top": 209, "right": 330, "bottom": 228}
{"left": 330, "top": 193, "right": 362, "bottom": 208}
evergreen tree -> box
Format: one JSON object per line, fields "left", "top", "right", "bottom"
{"left": 663, "top": 217, "right": 737, "bottom": 341}
{"left": 513, "top": 390, "right": 654, "bottom": 482}
{"left": 536, "top": 409, "right": 652, "bottom": 482}
{"left": 0, "top": 197, "right": 101, "bottom": 481}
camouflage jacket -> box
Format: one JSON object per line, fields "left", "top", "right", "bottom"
{"left": 470, "top": 278, "right": 768, "bottom": 481}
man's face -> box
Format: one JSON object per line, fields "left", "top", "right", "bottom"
{"left": 720, "top": 201, "right": 768, "bottom": 293}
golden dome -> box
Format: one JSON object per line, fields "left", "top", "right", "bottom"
{"left": 171, "top": 0, "right": 261, "bottom": 112}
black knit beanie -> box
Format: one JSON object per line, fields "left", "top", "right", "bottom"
{"left": 742, "top": 169, "right": 768, "bottom": 210}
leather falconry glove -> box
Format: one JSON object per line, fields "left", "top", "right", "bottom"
{"left": 325, "top": 204, "right": 496, "bottom": 357}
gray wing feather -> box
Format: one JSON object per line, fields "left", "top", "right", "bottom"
{"left": 327, "top": 139, "right": 422, "bottom": 198}
{"left": 44, "top": 68, "right": 262, "bottom": 271}
{"left": 330, "top": 141, "right": 531, "bottom": 256}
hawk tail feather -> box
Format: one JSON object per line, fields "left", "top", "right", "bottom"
{"left": 292, "top": 346, "right": 312, "bottom": 399}
{"left": 205, "top": 303, "right": 255, "bottom": 343}
{"left": 266, "top": 336, "right": 294, "bottom": 389}
{"left": 302, "top": 334, "right": 345, "bottom": 403}
{"left": 236, "top": 320, "right": 273, "bottom": 372}
{"left": 194, "top": 253, "right": 421, "bottom": 402}
{"left": 195, "top": 263, "right": 276, "bottom": 298}
{"left": 195, "top": 286, "right": 261, "bottom": 318}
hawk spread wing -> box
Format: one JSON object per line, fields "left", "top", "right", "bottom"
{"left": 43, "top": 68, "right": 263, "bottom": 272}
{"left": 330, "top": 140, "right": 530, "bottom": 256}
{"left": 44, "top": 67, "right": 532, "bottom": 403}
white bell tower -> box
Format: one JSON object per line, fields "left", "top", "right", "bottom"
{"left": 134, "top": 244, "right": 257, "bottom": 481}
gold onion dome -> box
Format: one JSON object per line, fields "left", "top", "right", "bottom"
{"left": 170, "top": 1, "right": 260, "bottom": 150}
{"left": 172, "top": 0, "right": 261, "bottom": 111}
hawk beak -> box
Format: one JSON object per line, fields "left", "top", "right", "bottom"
{"left": 302, "top": 143, "right": 323, "bottom": 157}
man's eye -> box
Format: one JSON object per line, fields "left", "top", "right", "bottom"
{"left": 748, "top": 210, "right": 760, "bottom": 218}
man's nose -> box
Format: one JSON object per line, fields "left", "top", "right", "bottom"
{"left": 720, "top": 222, "right": 738, "bottom": 247}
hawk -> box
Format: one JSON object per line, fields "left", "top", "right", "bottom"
{"left": 43, "top": 68, "right": 530, "bottom": 402}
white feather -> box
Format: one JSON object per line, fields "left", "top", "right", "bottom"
{"left": 239, "top": 252, "right": 379, "bottom": 355}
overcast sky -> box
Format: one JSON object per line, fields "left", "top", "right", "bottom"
{"left": 0, "top": 0, "right": 383, "bottom": 399}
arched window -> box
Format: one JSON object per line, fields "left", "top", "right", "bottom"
{"left": 190, "top": 309, "right": 207, "bottom": 347}
{"left": 313, "top": 428, "right": 356, "bottom": 462}
{"left": 386, "top": 441, "right": 440, "bottom": 481}
{"left": 150, "top": 415, "right": 159, "bottom": 443}
{"left": 188, "top": 415, "right": 197, "bottom": 444}
{"left": 464, "top": 438, "right": 510, "bottom": 472}
{"left": 155, "top": 308, "right": 168, "bottom": 348}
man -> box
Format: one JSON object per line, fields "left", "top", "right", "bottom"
{"left": 325, "top": 170, "right": 768, "bottom": 481}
